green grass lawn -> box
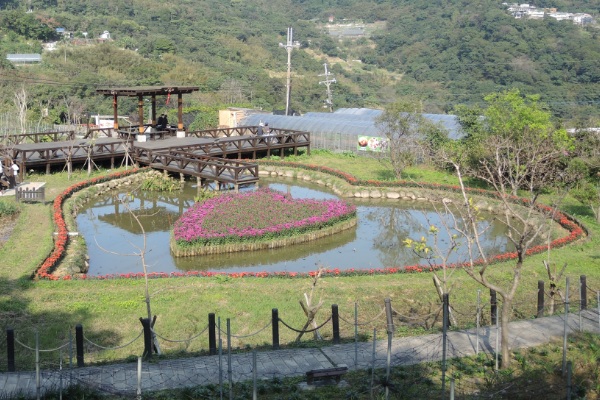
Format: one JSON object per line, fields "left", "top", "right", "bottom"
{"left": 0, "top": 154, "right": 599, "bottom": 373}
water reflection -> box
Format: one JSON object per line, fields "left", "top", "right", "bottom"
{"left": 76, "top": 179, "right": 517, "bottom": 276}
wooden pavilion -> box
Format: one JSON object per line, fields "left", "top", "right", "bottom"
{"left": 96, "top": 86, "right": 199, "bottom": 134}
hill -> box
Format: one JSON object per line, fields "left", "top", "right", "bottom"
{"left": 0, "top": 0, "right": 598, "bottom": 126}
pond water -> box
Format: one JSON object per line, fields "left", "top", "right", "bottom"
{"left": 76, "top": 178, "right": 518, "bottom": 276}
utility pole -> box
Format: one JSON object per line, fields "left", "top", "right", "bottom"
{"left": 319, "top": 63, "right": 336, "bottom": 112}
{"left": 279, "top": 27, "right": 300, "bottom": 116}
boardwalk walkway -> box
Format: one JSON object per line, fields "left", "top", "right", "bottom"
{"left": 1, "top": 310, "right": 598, "bottom": 398}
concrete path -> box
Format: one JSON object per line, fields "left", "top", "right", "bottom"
{"left": 1, "top": 310, "right": 598, "bottom": 398}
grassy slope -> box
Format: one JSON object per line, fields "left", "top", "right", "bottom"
{"left": 0, "top": 156, "right": 598, "bottom": 370}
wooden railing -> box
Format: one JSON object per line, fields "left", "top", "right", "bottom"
{"left": 11, "top": 138, "right": 127, "bottom": 167}
{"left": 1, "top": 131, "right": 75, "bottom": 146}
{"left": 15, "top": 185, "right": 45, "bottom": 203}
{"left": 143, "top": 150, "right": 259, "bottom": 189}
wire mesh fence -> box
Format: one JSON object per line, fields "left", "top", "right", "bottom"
{"left": 1, "top": 277, "right": 599, "bottom": 399}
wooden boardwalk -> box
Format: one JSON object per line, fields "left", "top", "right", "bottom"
{"left": 12, "top": 137, "right": 128, "bottom": 173}
{"left": 3, "top": 128, "right": 310, "bottom": 190}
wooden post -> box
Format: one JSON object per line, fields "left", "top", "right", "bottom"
{"left": 332, "top": 304, "right": 340, "bottom": 344}
{"left": 140, "top": 318, "right": 152, "bottom": 360}
{"left": 208, "top": 313, "right": 217, "bottom": 356}
{"left": 580, "top": 275, "right": 587, "bottom": 310}
{"left": 490, "top": 289, "right": 497, "bottom": 325}
{"left": 138, "top": 95, "right": 145, "bottom": 134}
{"left": 537, "top": 280, "right": 545, "bottom": 318}
{"left": 75, "top": 324, "right": 84, "bottom": 367}
{"left": 384, "top": 298, "right": 394, "bottom": 334}
{"left": 6, "top": 327, "right": 15, "bottom": 372}
{"left": 272, "top": 308, "right": 279, "bottom": 350}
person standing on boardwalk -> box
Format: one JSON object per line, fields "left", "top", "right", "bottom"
{"left": 9, "top": 160, "right": 19, "bottom": 189}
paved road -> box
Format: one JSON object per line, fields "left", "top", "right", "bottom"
{"left": 1, "top": 310, "right": 598, "bottom": 398}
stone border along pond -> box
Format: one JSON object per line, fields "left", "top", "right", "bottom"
{"left": 37, "top": 162, "right": 586, "bottom": 280}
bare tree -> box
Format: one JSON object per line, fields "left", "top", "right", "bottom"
{"left": 95, "top": 195, "right": 161, "bottom": 356}
{"left": 14, "top": 85, "right": 28, "bottom": 134}
{"left": 423, "top": 90, "right": 575, "bottom": 368}
{"left": 295, "top": 267, "right": 325, "bottom": 342}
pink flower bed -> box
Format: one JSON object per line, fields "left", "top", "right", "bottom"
{"left": 173, "top": 188, "right": 356, "bottom": 246}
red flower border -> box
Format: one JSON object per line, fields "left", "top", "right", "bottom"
{"left": 36, "top": 168, "right": 145, "bottom": 280}
{"left": 37, "top": 162, "right": 586, "bottom": 281}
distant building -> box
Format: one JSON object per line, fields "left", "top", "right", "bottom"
{"left": 6, "top": 54, "right": 42, "bottom": 64}
{"left": 573, "top": 13, "right": 594, "bottom": 25}
{"left": 505, "top": 3, "right": 595, "bottom": 24}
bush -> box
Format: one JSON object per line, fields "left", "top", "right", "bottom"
{"left": 0, "top": 200, "right": 19, "bottom": 218}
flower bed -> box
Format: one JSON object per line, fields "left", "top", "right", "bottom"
{"left": 36, "top": 168, "right": 145, "bottom": 280}
{"left": 171, "top": 188, "right": 357, "bottom": 255}
{"left": 39, "top": 162, "right": 586, "bottom": 280}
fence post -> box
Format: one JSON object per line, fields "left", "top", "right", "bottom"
{"left": 208, "top": 313, "right": 217, "bottom": 356}
{"left": 442, "top": 293, "right": 449, "bottom": 398}
{"left": 332, "top": 304, "right": 340, "bottom": 344}
{"left": 562, "top": 276, "right": 570, "bottom": 376}
{"left": 490, "top": 289, "right": 497, "bottom": 325}
{"left": 567, "top": 360, "right": 572, "bottom": 400}
{"left": 136, "top": 357, "right": 142, "bottom": 400}
{"left": 252, "top": 350, "right": 257, "bottom": 400}
{"left": 580, "top": 275, "right": 587, "bottom": 311}
{"left": 476, "top": 290, "right": 481, "bottom": 355}
{"left": 75, "top": 324, "right": 84, "bottom": 367}
{"left": 354, "top": 302, "right": 358, "bottom": 368}
{"left": 35, "top": 331, "right": 40, "bottom": 400}
{"left": 384, "top": 298, "right": 394, "bottom": 400}
{"left": 140, "top": 318, "right": 152, "bottom": 360}
{"left": 227, "top": 318, "right": 233, "bottom": 400}
{"left": 7, "top": 327, "right": 15, "bottom": 372}
{"left": 272, "top": 308, "right": 279, "bottom": 350}
{"left": 537, "top": 280, "right": 545, "bottom": 318}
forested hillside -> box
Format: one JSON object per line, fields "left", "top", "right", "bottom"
{"left": 0, "top": 0, "right": 598, "bottom": 127}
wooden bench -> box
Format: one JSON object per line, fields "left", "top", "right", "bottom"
{"left": 306, "top": 366, "right": 348, "bottom": 385}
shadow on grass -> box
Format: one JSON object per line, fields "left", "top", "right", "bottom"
{"left": 0, "top": 276, "right": 128, "bottom": 373}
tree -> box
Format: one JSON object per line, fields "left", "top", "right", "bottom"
{"left": 13, "top": 85, "right": 29, "bottom": 134}
{"left": 458, "top": 89, "right": 571, "bottom": 196}
{"left": 433, "top": 90, "right": 573, "bottom": 369}
{"left": 375, "top": 100, "right": 444, "bottom": 179}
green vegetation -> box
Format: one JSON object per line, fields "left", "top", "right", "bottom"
{"left": 140, "top": 172, "right": 181, "bottom": 192}
{"left": 0, "top": 149, "right": 597, "bottom": 397}
{"left": 0, "top": 0, "right": 598, "bottom": 124}
{"left": 0, "top": 199, "right": 18, "bottom": 217}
